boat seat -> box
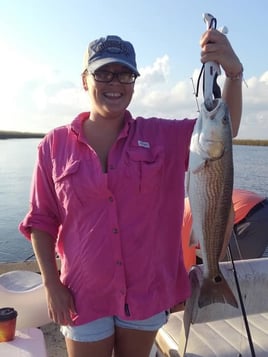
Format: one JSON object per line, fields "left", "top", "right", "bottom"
{"left": 0, "top": 270, "right": 51, "bottom": 329}
{"left": 155, "top": 258, "right": 268, "bottom": 356}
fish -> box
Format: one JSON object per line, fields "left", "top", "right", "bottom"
{"left": 186, "top": 98, "right": 238, "bottom": 309}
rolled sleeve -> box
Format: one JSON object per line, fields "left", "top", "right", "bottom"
{"left": 19, "top": 136, "right": 61, "bottom": 241}
{"left": 19, "top": 209, "right": 60, "bottom": 241}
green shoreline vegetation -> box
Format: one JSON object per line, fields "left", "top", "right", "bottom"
{"left": 0, "top": 130, "right": 45, "bottom": 139}
{"left": 232, "top": 139, "right": 268, "bottom": 146}
{"left": 0, "top": 130, "right": 268, "bottom": 146}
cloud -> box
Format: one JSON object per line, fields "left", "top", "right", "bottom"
{"left": 132, "top": 64, "right": 268, "bottom": 139}
{"left": 0, "top": 49, "right": 267, "bottom": 139}
{"left": 130, "top": 57, "right": 199, "bottom": 119}
{"left": 237, "top": 72, "right": 268, "bottom": 139}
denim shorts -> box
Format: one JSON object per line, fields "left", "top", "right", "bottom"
{"left": 61, "top": 311, "right": 169, "bottom": 342}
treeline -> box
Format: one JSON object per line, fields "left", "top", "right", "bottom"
{"left": 0, "top": 131, "right": 45, "bottom": 139}
{"left": 233, "top": 139, "right": 268, "bottom": 146}
{"left": 0, "top": 130, "right": 268, "bottom": 146}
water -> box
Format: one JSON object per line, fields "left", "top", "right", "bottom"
{"left": 233, "top": 145, "right": 268, "bottom": 196}
{"left": 0, "top": 140, "right": 267, "bottom": 262}
{"left": 0, "top": 139, "right": 40, "bottom": 262}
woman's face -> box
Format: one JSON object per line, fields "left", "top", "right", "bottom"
{"left": 83, "top": 63, "right": 136, "bottom": 119}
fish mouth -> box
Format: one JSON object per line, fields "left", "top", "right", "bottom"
{"left": 204, "top": 98, "right": 220, "bottom": 112}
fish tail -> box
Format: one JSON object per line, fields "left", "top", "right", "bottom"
{"left": 198, "top": 273, "right": 238, "bottom": 308}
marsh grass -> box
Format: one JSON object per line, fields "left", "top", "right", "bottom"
{"left": 233, "top": 139, "right": 268, "bottom": 146}
{"left": 1, "top": 130, "right": 268, "bottom": 146}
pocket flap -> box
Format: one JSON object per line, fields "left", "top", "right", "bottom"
{"left": 53, "top": 160, "right": 80, "bottom": 182}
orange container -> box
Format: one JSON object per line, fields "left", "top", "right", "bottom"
{"left": 0, "top": 307, "right": 18, "bottom": 342}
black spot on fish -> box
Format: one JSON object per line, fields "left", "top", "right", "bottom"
{"left": 214, "top": 275, "right": 222, "bottom": 283}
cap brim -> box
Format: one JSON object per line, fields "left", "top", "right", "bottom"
{"left": 88, "top": 58, "right": 140, "bottom": 76}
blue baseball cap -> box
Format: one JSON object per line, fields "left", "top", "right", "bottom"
{"left": 83, "top": 35, "right": 140, "bottom": 76}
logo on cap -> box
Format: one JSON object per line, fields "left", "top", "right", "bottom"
{"left": 95, "top": 36, "right": 132, "bottom": 57}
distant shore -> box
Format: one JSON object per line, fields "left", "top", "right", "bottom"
{"left": 233, "top": 139, "right": 268, "bottom": 146}
{"left": 0, "top": 131, "right": 45, "bottom": 139}
{"left": 0, "top": 130, "right": 268, "bottom": 146}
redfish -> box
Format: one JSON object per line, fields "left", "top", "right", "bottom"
{"left": 187, "top": 98, "right": 238, "bottom": 308}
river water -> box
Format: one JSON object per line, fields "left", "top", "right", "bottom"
{"left": 0, "top": 139, "right": 267, "bottom": 262}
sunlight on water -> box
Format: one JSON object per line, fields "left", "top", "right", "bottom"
{"left": 233, "top": 145, "right": 268, "bottom": 197}
{"left": 0, "top": 139, "right": 40, "bottom": 262}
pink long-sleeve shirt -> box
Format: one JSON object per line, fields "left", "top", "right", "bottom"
{"left": 19, "top": 110, "right": 196, "bottom": 325}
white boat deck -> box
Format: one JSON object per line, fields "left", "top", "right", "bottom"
{"left": 1, "top": 258, "right": 267, "bottom": 357}
{"left": 156, "top": 258, "right": 268, "bottom": 357}
{"left": 156, "top": 312, "right": 268, "bottom": 356}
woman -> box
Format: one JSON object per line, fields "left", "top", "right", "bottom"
{"left": 19, "top": 32, "right": 242, "bottom": 357}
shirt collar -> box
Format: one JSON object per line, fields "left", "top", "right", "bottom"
{"left": 70, "top": 110, "right": 134, "bottom": 141}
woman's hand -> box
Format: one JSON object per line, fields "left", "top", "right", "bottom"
{"left": 45, "top": 279, "right": 77, "bottom": 325}
{"left": 200, "top": 29, "right": 242, "bottom": 77}
{"left": 31, "top": 229, "right": 77, "bottom": 326}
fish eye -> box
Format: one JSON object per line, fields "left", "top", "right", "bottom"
{"left": 213, "top": 276, "right": 222, "bottom": 283}
{"left": 222, "top": 115, "right": 229, "bottom": 125}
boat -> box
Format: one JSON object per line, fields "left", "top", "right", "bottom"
{"left": 0, "top": 258, "right": 268, "bottom": 357}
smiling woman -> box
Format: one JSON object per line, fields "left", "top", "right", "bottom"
{"left": 18, "top": 30, "right": 243, "bottom": 357}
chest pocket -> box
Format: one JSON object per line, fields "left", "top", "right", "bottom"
{"left": 52, "top": 158, "right": 109, "bottom": 208}
{"left": 52, "top": 159, "right": 82, "bottom": 208}
{"left": 125, "top": 146, "right": 164, "bottom": 193}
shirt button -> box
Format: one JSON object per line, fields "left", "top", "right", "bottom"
{"left": 109, "top": 196, "right": 114, "bottom": 202}
{"left": 113, "top": 228, "right": 119, "bottom": 234}
{"left": 116, "top": 260, "right": 122, "bottom": 266}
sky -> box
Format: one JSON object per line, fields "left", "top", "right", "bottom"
{"left": 0, "top": 0, "right": 267, "bottom": 139}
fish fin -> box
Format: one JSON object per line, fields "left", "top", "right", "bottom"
{"left": 192, "top": 160, "right": 207, "bottom": 174}
{"left": 189, "top": 229, "right": 199, "bottom": 246}
{"left": 219, "top": 204, "right": 235, "bottom": 260}
{"left": 198, "top": 273, "right": 238, "bottom": 308}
